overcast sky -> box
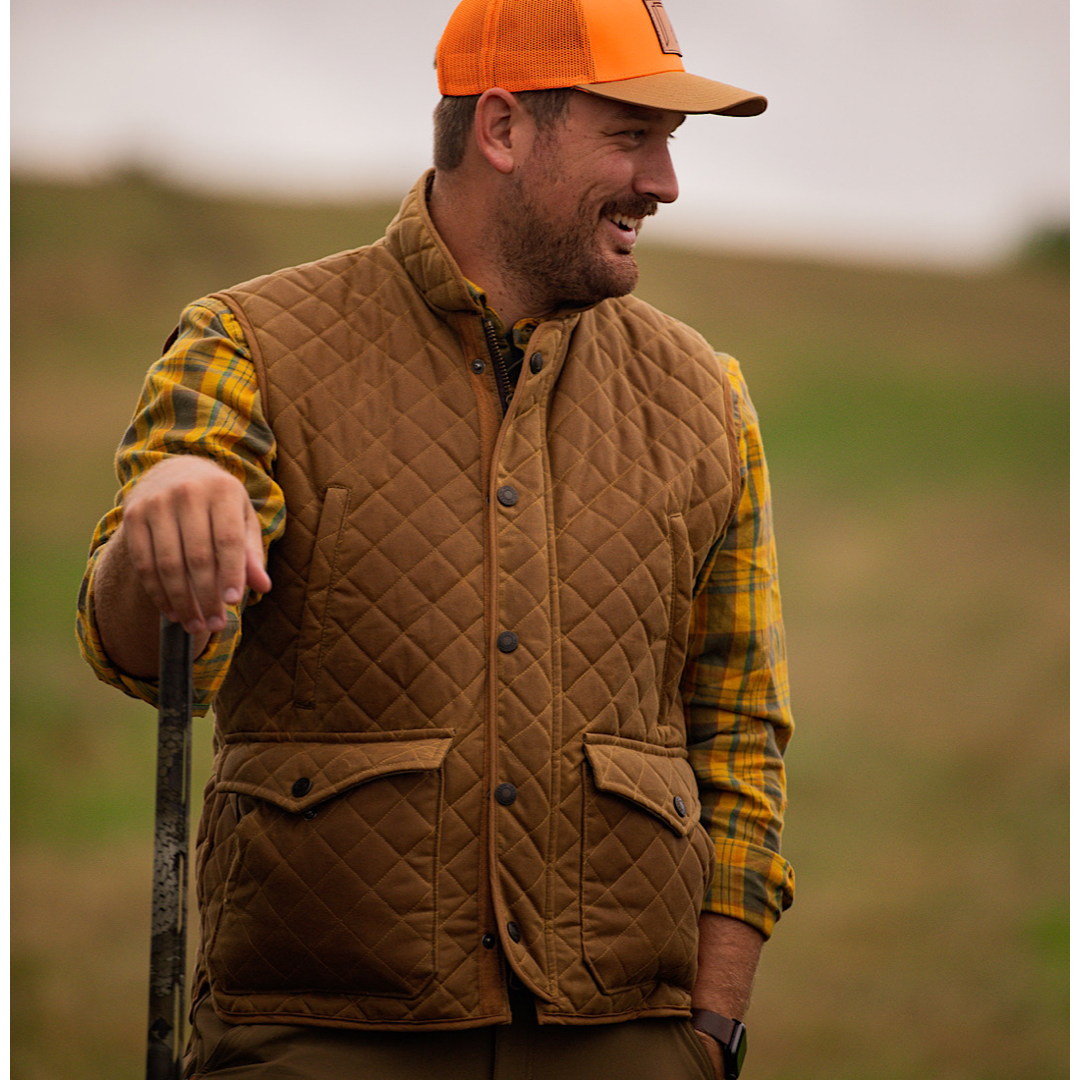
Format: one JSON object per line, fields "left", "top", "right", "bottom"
{"left": 11, "top": 0, "right": 1069, "bottom": 268}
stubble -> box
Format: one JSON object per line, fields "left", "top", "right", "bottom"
{"left": 493, "top": 154, "right": 657, "bottom": 313}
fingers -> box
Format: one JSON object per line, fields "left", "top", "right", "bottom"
{"left": 125, "top": 464, "right": 222, "bottom": 633}
{"left": 123, "top": 500, "right": 191, "bottom": 625}
{"left": 207, "top": 495, "right": 250, "bottom": 628}
{"left": 122, "top": 457, "right": 270, "bottom": 635}
{"left": 243, "top": 500, "right": 273, "bottom": 597}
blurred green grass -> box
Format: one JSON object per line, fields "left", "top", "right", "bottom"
{"left": 11, "top": 172, "right": 1068, "bottom": 1080}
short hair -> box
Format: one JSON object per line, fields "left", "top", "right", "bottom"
{"left": 432, "top": 88, "right": 575, "bottom": 171}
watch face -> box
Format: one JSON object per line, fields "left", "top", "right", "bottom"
{"left": 726, "top": 1022, "right": 747, "bottom": 1079}
{"left": 734, "top": 1029, "right": 747, "bottom": 1072}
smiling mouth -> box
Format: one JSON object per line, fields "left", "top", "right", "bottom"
{"left": 607, "top": 212, "right": 644, "bottom": 235}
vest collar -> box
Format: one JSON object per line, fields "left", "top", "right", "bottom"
{"left": 384, "top": 171, "right": 483, "bottom": 317}
{"left": 384, "top": 170, "right": 602, "bottom": 325}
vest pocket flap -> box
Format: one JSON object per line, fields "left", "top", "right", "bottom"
{"left": 216, "top": 733, "right": 453, "bottom": 813}
{"left": 582, "top": 733, "right": 701, "bottom": 837}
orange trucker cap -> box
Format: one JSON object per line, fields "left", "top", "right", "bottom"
{"left": 437, "top": 0, "right": 766, "bottom": 116}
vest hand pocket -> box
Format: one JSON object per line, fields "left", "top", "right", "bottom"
{"left": 204, "top": 733, "right": 452, "bottom": 1003}
{"left": 580, "top": 733, "right": 714, "bottom": 995}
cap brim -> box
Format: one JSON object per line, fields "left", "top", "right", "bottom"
{"left": 576, "top": 71, "right": 766, "bottom": 116}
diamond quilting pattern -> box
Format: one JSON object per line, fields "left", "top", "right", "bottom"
{"left": 211, "top": 763, "right": 443, "bottom": 998}
{"left": 579, "top": 739, "right": 712, "bottom": 993}
{"left": 207, "top": 220, "right": 495, "bottom": 1022}
{"left": 215, "top": 243, "right": 490, "bottom": 739}
{"left": 199, "top": 175, "right": 739, "bottom": 1026}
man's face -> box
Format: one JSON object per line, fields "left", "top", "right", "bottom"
{"left": 494, "top": 91, "right": 685, "bottom": 313}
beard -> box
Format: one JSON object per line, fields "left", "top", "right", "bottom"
{"left": 492, "top": 163, "right": 658, "bottom": 313}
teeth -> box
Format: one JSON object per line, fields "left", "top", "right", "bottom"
{"left": 608, "top": 213, "right": 642, "bottom": 232}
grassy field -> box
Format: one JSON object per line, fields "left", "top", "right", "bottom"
{"left": 11, "top": 173, "right": 1068, "bottom": 1080}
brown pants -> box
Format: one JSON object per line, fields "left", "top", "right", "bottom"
{"left": 185, "top": 986, "right": 716, "bottom": 1080}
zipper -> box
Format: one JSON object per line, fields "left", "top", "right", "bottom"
{"left": 481, "top": 318, "right": 514, "bottom": 415}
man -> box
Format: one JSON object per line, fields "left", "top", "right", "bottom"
{"left": 77, "top": 1, "right": 793, "bottom": 1077}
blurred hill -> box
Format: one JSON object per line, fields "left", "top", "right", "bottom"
{"left": 1015, "top": 223, "right": 1069, "bottom": 275}
{"left": 11, "top": 173, "right": 1068, "bottom": 1080}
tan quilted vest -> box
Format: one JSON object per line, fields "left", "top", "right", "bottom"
{"left": 195, "top": 173, "right": 741, "bottom": 1031}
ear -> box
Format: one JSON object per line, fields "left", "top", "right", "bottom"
{"left": 473, "top": 88, "right": 531, "bottom": 175}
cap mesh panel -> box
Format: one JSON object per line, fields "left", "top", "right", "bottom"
{"left": 492, "top": 0, "right": 594, "bottom": 91}
{"left": 440, "top": 0, "right": 595, "bottom": 94}
{"left": 438, "top": 0, "right": 490, "bottom": 95}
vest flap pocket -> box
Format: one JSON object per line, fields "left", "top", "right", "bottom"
{"left": 216, "top": 732, "right": 453, "bottom": 814}
{"left": 582, "top": 733, "right": 701, "bottom": 837}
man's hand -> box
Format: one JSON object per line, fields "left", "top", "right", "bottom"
{"left": 122, "top": 455, "right": 270, "bottom": 632}
{"left": 694, "top": 1028, "right": 725, "bottom": 1079}
{"left": 95, "top": 456, "right": 270, "bottom": 677}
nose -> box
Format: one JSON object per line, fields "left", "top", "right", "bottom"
{"left": 634, "top": 143, "right": 679, "bottom": 204}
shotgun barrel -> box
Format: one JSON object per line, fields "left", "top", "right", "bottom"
{"left": 146, "top": 618, "right": 193, "bottom": 1080}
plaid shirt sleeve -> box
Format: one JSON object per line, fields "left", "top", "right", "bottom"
{"left": 684, "top": 355, "right": 795, "bottom": 937}
{"left": 75, "top": 298, "right": 285, "bottom": 715}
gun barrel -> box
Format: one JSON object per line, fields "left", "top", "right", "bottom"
{"left": 146, "top": 618, "right": 193, "bottom": 1080}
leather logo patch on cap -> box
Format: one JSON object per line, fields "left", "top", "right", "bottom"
{"left": 643, "top": 0, "right": 682, "bottom": 55}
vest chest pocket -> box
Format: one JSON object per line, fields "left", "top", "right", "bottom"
{"left": 580, "top": 733, "right": 715, "bottom": 994}
{"left": 294, "top": 484, "right": 350, "bottom": 709}
{"left": 205, "top": 733, "right": 451, "bottom": 1000}
{"left": 661, "top": 511, "right": 694, "bottom": 700}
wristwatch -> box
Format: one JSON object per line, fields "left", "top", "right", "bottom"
{"left": 690, "top": 1009, "right": 747, "bottom": 1080}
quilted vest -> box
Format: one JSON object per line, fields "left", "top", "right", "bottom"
{"left": 195, "top": 172, "right": 741, "bottom": 1031}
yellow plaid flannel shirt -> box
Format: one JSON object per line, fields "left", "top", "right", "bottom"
{"left": 77, "top": 295, "right": 794, "bottom": 936}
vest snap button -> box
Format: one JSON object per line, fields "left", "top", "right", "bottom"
{"left": 507, "top": 921, "right": 522, "bottom": 943}
{"left": 495, "top": 782, "right": 518, "bottom": 806}
{"left": 292, "top": 777, "right": 312, "bottom": 797}
{"left": 673, "top": 795, "right": 688, "bottom": 818}
{"left": 471, "top": 358, "right": 486, "bottom": 374}
{"left": 497, "top": 631, "right": 519, "bottom": 653}
{"left": 482, "top": 932, "right": 497, "bottom": 949}
{"left": 529, "top": 352, "right": 544, "bottom": 374}
{"left": 497, "top": 485, "right": 519, "bottom": 507}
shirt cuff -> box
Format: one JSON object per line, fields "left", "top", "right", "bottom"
{"left": 701, "top": 837, "right": 795, "bottom": 940}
